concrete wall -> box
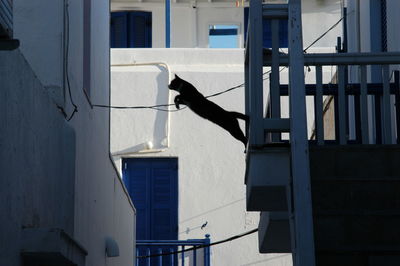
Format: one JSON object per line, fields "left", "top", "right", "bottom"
{"left": 14, "top": 0, "right": 64, "bottom": 89}
{"left": 348, "top": 0, "right": 400, "bottom": 53}
{"left": 0, "top": 49, "right": 76, "bottom": 265}
{"left": 301, "top": 0, "right": 342, "bottom": 48}
{"left": 1, "top": 0, "right": 136, "bottom": 265}
{"left": 386, "top": 0, "right": 400, "bottom": 52}
{"left": 111, "top": 0, "right": 341, "bottom": 49}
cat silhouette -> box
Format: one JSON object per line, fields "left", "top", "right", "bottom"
{"left": 168, "top": 74, "right": 248, "bottom": 147}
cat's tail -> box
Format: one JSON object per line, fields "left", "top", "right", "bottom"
{"left": 230, "top": 112, "right": 250, "bottom": 122}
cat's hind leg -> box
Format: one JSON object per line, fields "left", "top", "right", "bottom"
{"left": 230, "top": 111, "right": 249, "bottom": 122}
{"left": 227, "top": 120, "right": 248, "bottom": 147}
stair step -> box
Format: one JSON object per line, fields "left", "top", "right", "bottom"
{"left": 309, "top": 145, "right": 400, "bottom": 178}
{"left": 245, "top": 147, "right": 290, "bottom": 211}
{"left": 316, "top": 253, "right": 400, "bottom": 266}
{"left": 258, "top": 212, "right": 291, "bottom": 253}
{"left": 315, "top": 210, "right": 400, "bottom": 216}
{"left": 312, "top": 178, "right": 400, "bottom": 211}
{"left": 314, "top": 215, "right": 400, "bottom": 250}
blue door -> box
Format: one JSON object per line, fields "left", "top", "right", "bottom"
{"left": 123, "top": 158, "right": 178, "bottom": 259}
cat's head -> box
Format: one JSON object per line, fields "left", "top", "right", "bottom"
{"left": 168, "top": 74, "right": 184, "bottom": 93}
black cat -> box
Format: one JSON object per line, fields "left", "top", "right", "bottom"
{"left": 168, "top": 74, "right": 248, "bottom": 147}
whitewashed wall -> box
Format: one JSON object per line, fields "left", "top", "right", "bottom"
{"left": 108, "top": 1, "right": 341, "bottom": 265}
{"left": 111, "top": 2, "right": 245, "bottom": 48}
{"left": 111, "top": 49, "right": 293, "bottom": 266}
{"left": 14, "top": 0, "right": 64, "bottom": 89}
{"left": 8, "top": 1, "right": 136, "bottom": 266}
{"left": 301, "top": 0, "right": 342, "bottom": 48}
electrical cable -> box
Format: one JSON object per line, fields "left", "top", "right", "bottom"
{"left": 58, "top": 0, "right": 78, "bottom": 121}
{"left": 137, "top": 228, "right": 258, "bottom": 259}
{"left": 92, "top": 69, "right": 279, "bottom": 112}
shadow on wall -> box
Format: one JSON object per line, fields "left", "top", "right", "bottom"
{"left": 153, "top": 69, "right": 170, "bottom": 148}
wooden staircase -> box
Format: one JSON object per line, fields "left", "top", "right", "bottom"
{"left": 244, "top": 1, "right": 400, "bottom": 266}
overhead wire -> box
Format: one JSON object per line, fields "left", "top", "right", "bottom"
{"left": 58, "top": 0, "right": 79, "bottom": 121}
{"left": 92, "top": 8, "right": 349, "bottom": 113}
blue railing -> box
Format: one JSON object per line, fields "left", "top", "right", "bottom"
{"left": 136, "top": 235, "right": 211, "bottom": 266}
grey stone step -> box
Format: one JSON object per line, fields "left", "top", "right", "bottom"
{"left": 311, "top": 177, "right": 400, "bottom": 212}
{"left": 309, "top": 145, "right": 400, "bottom": 178}
{"left": 316, "top": 253, "right": 400, "bottom": 266}
{"left": 245, "top": 147, "right": 291, "bottom": 211}
{"left": 313, "top": 214, "right": 400, "bottom": 251}
{"left": 258, "top": 212, "right": 291, "bottom": 253}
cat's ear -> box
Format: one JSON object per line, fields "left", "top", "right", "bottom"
{"left": 175, "top": 74, "right": 180, "bottom": 79}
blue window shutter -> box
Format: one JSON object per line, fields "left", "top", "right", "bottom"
{"left": 244, "top": 7, "right": 288, "bottom": 48}
{"left": 122, "top": 158, "right": 178, "bottom": 241}
{"left": 123, "top": 160, "right": 152, "bottom": 240}
{"left": 279, "top": 19, "right": 288, "bottom": 48}
{"left": 263, "top": 19, "right": 288, "bottom": 48}
{"left": 110, "top": 12, "right": 128, "bottom": 48}
{"left": 150, "top": 160, "right": 178, "bottom": 240}
{"left": 128, "top": 12, "right": 152, "bottom": 48}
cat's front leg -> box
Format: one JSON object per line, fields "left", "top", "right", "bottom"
{"left": 174, "top": 95, "right": 182, "bottom": 109}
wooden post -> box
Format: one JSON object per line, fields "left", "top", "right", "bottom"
{"left": 360, "top": 65, "right": 369, "bottom": 144}
{"left": 315, "top": 65, "right": 324, "bottom": 145}
{"left": 249, "top": 0, "right": 264, "bottom": 145}
{"left": 271, "top": 19, "right": 281, "bottom": 142}
{"left": 288, "top": 0, "right": 316, "bottom": 265}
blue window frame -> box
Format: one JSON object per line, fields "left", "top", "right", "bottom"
{"left": 122, "top": 158, "right": 178, "bottom": 241}
{"left": 244, "top": 7, "right": 288, "bottom": 48}
{"left": 209, "top": 25, "right": 239, "bottom": 48}
{"left": 110, "top": 11, "right": 152, "bottom": 48}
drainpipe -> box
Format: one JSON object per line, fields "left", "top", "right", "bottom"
{"left": 110, "top": 62, "right": 172, "bottom": 154}
{"left": 166, "top": 0, "right": 171, "bottom": 48}
{"left": 192, "top": 0, "right": 198, "bottom": 47}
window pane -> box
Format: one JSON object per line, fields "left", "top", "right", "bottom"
{"left": 209, "top": 25, "right": 239, "bottom": 48}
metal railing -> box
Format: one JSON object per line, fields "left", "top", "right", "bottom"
{"left": 136, "top": 236, "right": 211, "bottom": 266}
{"left": 0, "top": 0, "right": 12, "bottom": 38}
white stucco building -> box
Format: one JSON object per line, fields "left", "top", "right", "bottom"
{"left": 0, "top": 1, "right": 135, "bottom": 266}
{"left": 109, "top": 0, "right": 343, "bottom": 265}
